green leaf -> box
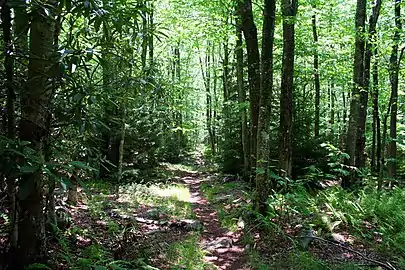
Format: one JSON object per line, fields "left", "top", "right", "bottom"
{"left": 27, "top": 263, "right": 52, "bottom": 270}
{"left": 256, "top": 167, "right": 265, "bottom": 175}
{"left": 69, "top": 161, "right": 96, "bottom": 171}
{"left": 20, "top": 165, "right": 40, "bottom": 174}
{"left": 93, "top": 266, "right": 107, "bottom": 270}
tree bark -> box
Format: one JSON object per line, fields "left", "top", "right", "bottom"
{"left": 236, "top": 20, "right": 250, "bottom": 178}
{"left": 279, "top": 0, "right": 298, "bottom": 179}
{"left": 117, "top": 108, "right": 126, "bottom": 186}
{"left": 388, "top": 0, "right": 401, "bottom": 179}
{"left": 200, "top": 46, "right": 215, "bottom": 154}
{"left": 17, "top": 1, "right": 56, "bottom": 266}
{"left": 256, "top": 0, "right": 276, "bottom": 214}
{"left": 371, "top": 55, "right": 381, "bottom": 173}
{"left": 148, "top": 2, "right": 154, "bottom": 68}
{"left": 313, "top": 12, "right": 321, "bottom": 139}
{"left": 356, "top": 0, "right": 382, "bottom": 169}
{"left": 342, "top": 0, "right": 367, "bottom": 189}
{"left": 141, "top": 5, "right": 148, "bottom": 70}
{"left": 237, "top": 0, "right": 261, "bottom": 171}
{"left": 2, "top": 0, "right": 18, "bottom": 249}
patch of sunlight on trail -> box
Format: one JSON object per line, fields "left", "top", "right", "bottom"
{"left": 149, "top": 184, "right": 191, "bottom": 202}
{"left": 116, "top": 182, "right": 194, "bottom": 219}
{"left": 162, "top": 162, "right": 199, "bottom": 174}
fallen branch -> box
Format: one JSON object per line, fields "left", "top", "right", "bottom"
{"left": 299, "top": 235, "right": 396, "bottom": 270}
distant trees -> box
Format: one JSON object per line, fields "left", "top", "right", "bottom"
{"left": 0, "top": 0, "right": 405, "bottom": 267}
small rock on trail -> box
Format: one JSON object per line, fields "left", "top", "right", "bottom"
{"left": 182, "top": 171, "right": 251, "bottom": 270}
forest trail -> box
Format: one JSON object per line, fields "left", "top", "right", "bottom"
{"left": 181, "top": 170, "right": 250, "bottom": 270}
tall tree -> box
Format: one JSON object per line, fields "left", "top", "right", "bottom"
{"left": 279, "top": 0, "right": 298, "bottom": 179}
{"left": 16, "top": 1, "right": 57, "bottom": 266}
{"left": 343, "top": 0, "right": 367, "bottom": 188}
{"left": 312, "top": 11, "right": 320, "bottom": 139}
{"left": 256, "top": 0, "right": 276, "bottom": 213}
{"left": 238, "top": 0, "right": 261, "bottom": 172}
{"left": 1, "top": 0, "right": 18, "bottom": 249}
{"left": 236, "top": 19, "right": 250, "bottom": 177}
{"left": 356, "top": 0, "right": 382, "bottom": 169}
{"left": 388, "top": 0, "right": 402, "bottom": 179}
{"left": 371, "top": 50, "right": 381, "bottom": 173}
{"left": 149, "top": 1, "right": 155, "bottom": 68}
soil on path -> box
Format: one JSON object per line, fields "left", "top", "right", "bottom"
{"left": 182, "top": 171, "right": 251, "bottom": 270}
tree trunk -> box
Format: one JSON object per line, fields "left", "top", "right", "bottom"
{"left": 279, "top": 0, "right": 298, "bottom": 179}
{"left": 237, "top": 0, "right": 261, "bottom": 171}
{"left": 342, "top": 0, "right": 367, "bottom": 189}
{"left": 44, "top": 114, "right": 57, "bottom": 231}
{"left": 330, "top": 84, "right": 335, "bottom": 125}
{"left": 17, "top": 2, "right": 56, "bottom": 266}
{"left": 67, "top": 170, "right": 78, "bottom": 205}
{"left": 223, "top": 37, "right": 230, "bottom": 152}
{"left": 356, "top": 0, "right": 382, "bottom": 169}
{"left": 117, "top": 108, "right": 126, "bottom": 187}
{"left": 313, "top": 12, "right": 321, "bottom": 139}
{"left": 236, "top": 20, "right": 250, "bottom": 178}
{"left": 148, "top": 3, "right": 154, "bottom": 68}
{"left": 371, "top": 52, "right": 381, "bottom": 173}
{"left": 256, "top": 0, "right": 276, "bottom": 214}
{"left": 200, "top": 46, "right": 215, "bottom": 154}
{"left": 141, "top": 5, "right": 148, "bottom": 70}
{"left": 340, "top": 91, "right": 347, "bottom": 149}
{"left": 2, "top": 0, "right": 18, "bottom": 249}
{"left": 388, "top": 0, "right": 402, "bottom": 180}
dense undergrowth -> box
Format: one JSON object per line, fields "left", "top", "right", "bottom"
{"left": 10, "top": 160, "right": 404, "bottom": 270}
{"left": 202, "top": 178, "right": 405, "bottom": 269}
{"left": 39, "top": 163, "right": 214, "bottom": 270}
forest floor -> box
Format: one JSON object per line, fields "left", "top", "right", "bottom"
{"left": 46, "top": 154, "right": 402, "bottom": 270}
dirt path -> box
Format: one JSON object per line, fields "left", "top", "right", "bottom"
{"left": 182, "top": 172, "right": 250, "bottom": 270}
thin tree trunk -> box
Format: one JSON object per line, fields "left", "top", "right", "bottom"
{"left": 148, "top": 3, "right": 154, "bottom": 68}
{"left": 44, "top": 114, "right": 56, "bottom": 231}
{"left": 379, "top": 96, "right": 393, "bottom": 191}
{"left": 371, "top": 50, "right": 381, "bottom": 173}
{"left": 223, "top": 36, "right": 230, "bottom": 152}
{"left": 330, "top": 84, "right": 335, "bottom": 125}
{"left": 2, "top": 0, "right": 18, "bottom": 249}
{"left": 116, "top": 107, "right": 126, "bottom": 197}
{"left": 236, "top": 20, "right": 250, "bottom": 178}
{"left": 45, "top": 12, "right": 62, "bottom": 233}
{"left": 141, "top": 6, "right": 148, "bottom": 70}
{"left": 313, "top": 12, "right": 321, "bottom": 139}
{"left": 256, "top": 0, "right": 276, "bottom": 214}
{"left": 340, "top": 91, "right": 347, "bottom": 149}
{"left": 200, "top": 46, "right": 215, "bottom": 154}
{"left": 342, "top": 0, "right": 367, "bottom": 189}
{"left": 212, "top": 44, "right": 218, "bottom": 151}
{"left": 356, "top": 0, "right": 382, "bottom": 169}
{"left": 388, "top": 0, "right": 402, "bottom": 180}
{"left": 67, "top": 170, "right": 78, "bottom": 205}
{"left": 238, "top": 0, "right": 261, "bottom": 171}
{"left": 377, "top": 46, "right": 404, "bottom": 190}
{"left": 279, "top": 0, "right": 298, "bottom": 179}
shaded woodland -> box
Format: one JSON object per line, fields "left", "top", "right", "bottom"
{"left": 0, "top": 0, "right": 404, "bottom": 269}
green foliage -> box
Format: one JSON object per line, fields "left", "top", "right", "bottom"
{"left": 267, "top": 184, "right": 405, "bottom": 263}
{"left": 166, "top": 234, "right": 215, "bottom": 270}
{"left": 26, "top": 264, "right": 52, "bottom": 270}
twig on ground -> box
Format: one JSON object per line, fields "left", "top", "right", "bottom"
{"left": 297, "top": 235, "right": 397, "bottom": 270}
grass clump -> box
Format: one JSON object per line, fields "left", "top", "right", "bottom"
{"left": 166, "top": 234, "right": 215, "bottom": 270}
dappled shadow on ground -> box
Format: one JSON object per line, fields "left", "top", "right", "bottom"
{"left": 183, "top": 173, "right": 250, "bottom": 270}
